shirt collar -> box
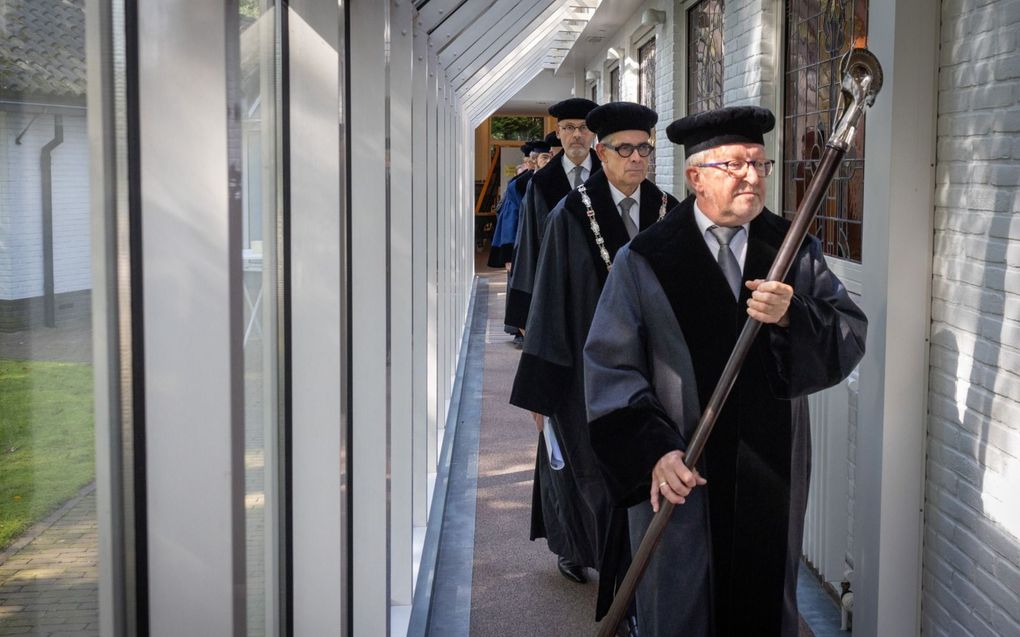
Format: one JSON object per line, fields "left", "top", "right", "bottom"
{"left": 606, "top": 180, "right": 639, "bottom": 208}
{"left": 562, "top": 151, "right": 592, "bottom": 177}
{"left": 693, "top": 200, "right": 748, "bottom": 237}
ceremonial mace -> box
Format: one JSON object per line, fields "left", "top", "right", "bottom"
{"left": 597, "top": 47, "right": 884, "bottom": 637}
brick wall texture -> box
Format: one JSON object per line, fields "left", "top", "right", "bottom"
{"left": 723, "top": 0, "right": 778, "bottom": 108}
{"left": 924, "top": 0, "right": 1020, "bottom": 635}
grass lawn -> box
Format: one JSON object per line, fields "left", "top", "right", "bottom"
{"left": 0, "top": 358, "right": 94, "bottom": 550}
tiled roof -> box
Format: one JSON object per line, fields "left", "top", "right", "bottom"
{"left": 0, "top": 0, "right": 86, "bottom": 100}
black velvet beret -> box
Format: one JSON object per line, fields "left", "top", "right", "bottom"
{"left": 585, "top": 101, "right": 658, "bottom": 139}
{"left": 666, "top": 106, "right": 776, "bottom": 155}
{"left": 519, "top": 142, "right": 533, "bottom": 155}
{"left": 528, "top": 140, "right": 551, "bottom": 154}
{"left": 548, "top": 97, "right": 599, "bottom": 121}
{"left": 544, "top": 131, "right": 562, "bottom": 148}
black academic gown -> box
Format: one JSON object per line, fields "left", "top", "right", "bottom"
{"left": 583, "top": 196, "right": 867, "bottom": 636}
{"left": 510, "top": 170, "right": 678, "bottom": 617}
{"left": 504, "top": 149, "right": 602, "bottom": 329}
{"left": 486, "top": 171, "right": 533, "bottom": 269}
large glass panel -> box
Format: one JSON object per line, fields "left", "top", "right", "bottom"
{"left": 237, "top": 0, "right": 281, "bottom": 634}
{"left": 688, "top": 0, "right": 725, "bottom": 115}
{"left": 638, "top": 37, "right": 657, "bottom": 181}
{"left": 783, "top": 0, "right": 869, "bottom": 262}
{"left": 0, "top": 0, "right": 99, "bottom": 634}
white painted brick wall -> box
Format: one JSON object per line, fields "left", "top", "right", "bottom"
{"left": 722, "top": 0, "right": 778, "bottom": 108}
{"left": 579, "top": 0, "right": 679, "bottom": 196}
{"left": 925, "top": 0, "right": 1020, "bottom": 635}
{"left": 0, "top": 111, "right": 91, "bottom": 300}
{"left": 654, "top": 0, "right": 677, "bottom": 193}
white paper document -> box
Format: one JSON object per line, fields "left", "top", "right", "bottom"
{"left": 543, "top": 416, "right": 565, "bottom": 471}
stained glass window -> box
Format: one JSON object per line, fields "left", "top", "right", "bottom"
{"left": 609, "top": 65, "right": 620, "bottom": 102}
{"left": 687, "top": 0, "right": 725, "bottom": 114}
{"left": 783, "top": 0, "right": 869, "bottom": 262}
{"left": 638, "top": 38, "right": 657, "bottom": 182}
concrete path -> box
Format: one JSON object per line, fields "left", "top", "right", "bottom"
{"left": 0, "top": 487, "right": 98, "bottom": 637}
{"left": 468, "top": 271, "right": 600, "bottom": 636}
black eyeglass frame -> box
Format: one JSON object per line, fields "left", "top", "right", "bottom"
{"left": 602, "top": 142, "right": 656, "bottom": 158}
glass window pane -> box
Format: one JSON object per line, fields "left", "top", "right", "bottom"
{"left": 688, "top": 0, "right": 725, "bottom": 115}
{"left": 0, "top": 0, "right": 98, "bottom": 634}
{"left": 238, "top": 0, "right": 281, "bottom": 634}
{"left": 638, "top": 38, "right": 657, "bottom": 182}
{"left": 783, "top": 0, "right": 869, "bottom": 262}
{"left": 489, "top": 116, "right": 543, "bottom": 141}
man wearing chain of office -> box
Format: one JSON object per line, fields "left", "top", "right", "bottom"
{"left": 510, "top": 102, "right": 679, "bottom": 632}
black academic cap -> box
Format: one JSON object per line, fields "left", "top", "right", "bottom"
{"left": 519, "top": 142, "right": 533, "bottom": 156}
{"left": 548, "top": 97, "right": 599, "bottom": 121}
{"left": 544, "top": 131, "right": 562, "bottom": 148}
{"left": 528, "top": 140, "right": 551, "bottom": 153}
{"left": 585, "top": 101, "right": 658, "bottom": 139}
{"left": 666, "top": 106, "right": 776, "bottom": 155}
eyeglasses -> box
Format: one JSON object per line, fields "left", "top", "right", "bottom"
{"left": 696, "top": 159, "right": 776, "bottom": 177}
{"left": 602, "top": 142, "right": 655, "bottom": 158}
{"left": 558, "top": 124, "right": 589, "bottom": 134}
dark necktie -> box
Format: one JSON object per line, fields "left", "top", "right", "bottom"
{"left": 619, "top": 197, "right": 638, "bottom": 239}
{"left": 571, "top": 165, "right": 584, "bottom": 188}
{"left": 708, "top": 225, "right": 742, "bottom": 299}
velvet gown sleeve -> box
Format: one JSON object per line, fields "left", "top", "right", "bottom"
{"left": 764, "top": 237, "right": 868, "bottom": 398}
{"left": 583, "top": 247, "right": 688, "bottom": 507}
{"left": 509, "top": 207, "right": 573, "bottom": 416}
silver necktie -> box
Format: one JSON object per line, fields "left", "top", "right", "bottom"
{"left": 708, "top": 225, "right": 742, "bottom": 299}
{"left": 571, "top": 165, "right": 584, "bottom": 188}
{"left": 619, "top": 197, "right": 638, "bottom": 239}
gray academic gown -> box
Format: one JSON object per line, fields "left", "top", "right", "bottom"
{"left": 583, "top": 196, "right": 867, "bottom": 636}
{"left": 504, "top": 149, "right": 602, "bottom": 330}
{"left": 510, "top": 171, "right": 678, "bottom": 616}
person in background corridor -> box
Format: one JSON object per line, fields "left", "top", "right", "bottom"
{"left": 505, "top": 98, "right": 602, "bottom": 333}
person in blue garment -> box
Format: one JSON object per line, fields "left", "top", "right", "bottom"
{"left": 488, "top": 140, "right": 551, "bottom": 344}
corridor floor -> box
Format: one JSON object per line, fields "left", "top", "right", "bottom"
{"left": 427, "top": 268, "right": 846, "bottom": 636}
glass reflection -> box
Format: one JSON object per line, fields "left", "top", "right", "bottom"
{"left": 0, "top": 0, "right": 98, "bottom": 634}
{"left": 238, "top": 0, "right": 280, "bottom": 634}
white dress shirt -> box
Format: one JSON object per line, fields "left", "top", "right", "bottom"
{"left": 607, "top": 180, "right": 641, "bottom": 231}
{"left": 562, "top": 152, "right": 593, "bottom": 185}
{"left": 693, "top": 201, "right": 749, "bottom": 270}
